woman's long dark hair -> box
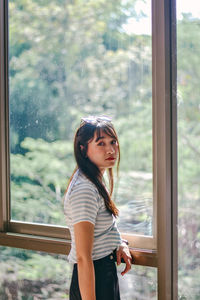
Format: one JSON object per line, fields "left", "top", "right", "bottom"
{"left": 66, "top": 117, "right": 120, "bottom": 217}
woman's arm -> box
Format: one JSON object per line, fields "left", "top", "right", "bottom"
{"left": 74, "top": 221, "right": 96, "bottom": 300}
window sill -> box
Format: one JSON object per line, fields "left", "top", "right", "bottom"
{"left": 0, "top": 232, "right": 157, "bottom": 267}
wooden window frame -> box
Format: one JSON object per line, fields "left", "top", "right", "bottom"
{"left": 0, "top": 0, "right": 177, "bottom": 298}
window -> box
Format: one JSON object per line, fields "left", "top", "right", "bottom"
{"left": 0, "top": 0, "right": 177, "bottom": 299}
{"left": 0, "top": 246, "right": 157, "bottom": 299}
{"left": 177, "top": 0, "right": 200, "bottom": 298}
{"left": 9, "top": 0, "right": 153, "bottom": 240}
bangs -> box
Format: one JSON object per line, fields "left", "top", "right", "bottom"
{"left": 95, "top": 124, "right": 118, "bottom": 140}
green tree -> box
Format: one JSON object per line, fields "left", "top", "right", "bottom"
{"left": 9, "top": 0, "right": 151, "bottom": 154}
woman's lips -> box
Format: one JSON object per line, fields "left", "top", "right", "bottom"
{"left": 106, "top": 157, "right": 115, "bottom": 161}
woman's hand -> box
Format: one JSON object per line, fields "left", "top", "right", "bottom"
{"left": 116, "top": 243, "right": 132, "bottom": 276}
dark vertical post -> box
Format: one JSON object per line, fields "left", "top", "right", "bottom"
{"left": 171, "top": 0, "right": 178, "bottom": 298}
{"left": 0, "top": 0, "right": 10, "bottom": 232}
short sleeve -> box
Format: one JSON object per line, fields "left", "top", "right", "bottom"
{"left": 69, "top": 183, "right": 98, "bottom": 225}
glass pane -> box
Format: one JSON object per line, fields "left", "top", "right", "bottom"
{"left": 118, "top": 264, "right": 157, "bottom": 299}
{"left": 177, "top": 1, "right": 200, "bottom": 298}
{"left": 0, "top": 246, "right": 157, "bottom": 299}
{"left": 9, "top": 0, "right": 152, "bottom": 235}
{"left": 0, "top": 246, "right": 71, "bottom": 299}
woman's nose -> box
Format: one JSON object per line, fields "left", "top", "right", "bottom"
{"left": 107, "top": 145, "right": 115, "bottom": 154}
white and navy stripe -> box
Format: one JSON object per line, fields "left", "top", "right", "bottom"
{"left": 64, "top": 169, "right": 122, "bottom": 263}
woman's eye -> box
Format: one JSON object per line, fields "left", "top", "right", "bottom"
{"left": 111, "top": 140, "right": 117, "bottom": 145}
{"left": 98, "top": 142, "right": 104, "bottom": 146}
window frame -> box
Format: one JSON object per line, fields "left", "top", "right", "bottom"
{"left": 0, "top": 0, "right": 177, "bottom": 298}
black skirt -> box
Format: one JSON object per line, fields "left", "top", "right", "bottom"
{"left": 69, "top": 250, "right": 121, "bottom": 300}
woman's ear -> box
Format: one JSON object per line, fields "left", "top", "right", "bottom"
{"left": 80, "top": 145, "right": 84, "bottom": 151}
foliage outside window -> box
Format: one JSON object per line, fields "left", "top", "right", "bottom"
{"left": 177, "top": 4, "right": 200, "bottom": 298}
{"left": 9, "top": 0, "right": 153, "bottom": 236}
{"left": 0, "top": 246, "right": 157, "bottom": 299}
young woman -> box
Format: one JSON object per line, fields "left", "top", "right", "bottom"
{"left": 64, "top": 116, "right": 132, "bottom": 300}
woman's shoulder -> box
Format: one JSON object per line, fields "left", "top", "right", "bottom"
{"left": 64, "top": 170, "right": 100, "bottom": 218}
{"left": 69, "top": 169, "right": 99, "bottom": 197}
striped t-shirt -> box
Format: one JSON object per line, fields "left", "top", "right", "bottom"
{"left": 64, "top": 169, "right": 122, "bottom": 263}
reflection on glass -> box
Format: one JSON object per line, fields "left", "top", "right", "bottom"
{"left": 0, "top": 247, "right": 71, "bottom": 299}
{"left": 9, "top": 0, "right": 152, "bottom": 235}
{"left": 177, "top": 1, "right": 200, "bottom": 298}
{"left": 118, "top": 264, "right": 157, "bottom": 300}
{"left": 0, "top": 247, "right": 157, "bottom": 299}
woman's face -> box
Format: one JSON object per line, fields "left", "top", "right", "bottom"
{"left": 86, "top": 129, "right": 119, "bottom": 174}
